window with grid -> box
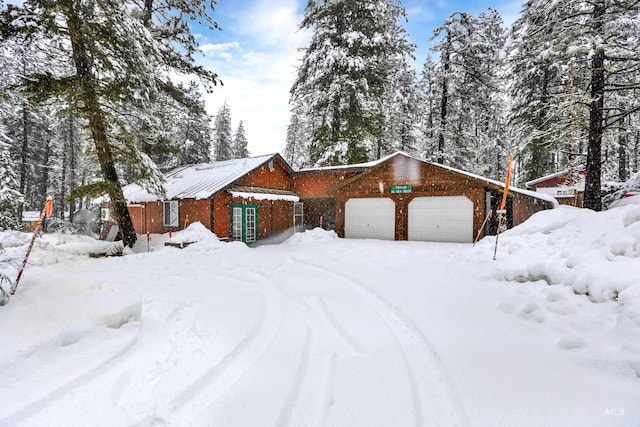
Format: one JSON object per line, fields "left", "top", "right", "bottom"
{"left": 245, "top": 208, "right": 256, "bottom": 242}
{"left": 232, "top": 207, "right": 243, "bottom": 241}
{"left": 163, "top": 200, "right": 179, "bottom": 228}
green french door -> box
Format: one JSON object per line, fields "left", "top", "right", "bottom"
{"left": 232, "top": 204, "right": 258, "bottom": 243}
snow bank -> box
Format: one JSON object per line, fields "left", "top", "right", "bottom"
{"left": 469, "top": 205, "right": 640, "bottom": 301}
{"left": 283, "top": 227, "right": 338, "bottom": 245}
{"left": 463, "top": 204, "right": 640, "bottom": 380}
{"left": 0, "top": 231, "right": 141, "bottom": 357}
{"left": 0, "top": 278, "right": 140, "bottom": 361}
{"left": 170, "top": 221, "right": 219, "bottom": 244}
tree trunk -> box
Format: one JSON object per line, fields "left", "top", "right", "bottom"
{"left": 437, "top": 38, "right": 450, "bottom": 164}
{"left": 635, "top": 131, "right": 639, "bottom": 172}
{"left": 60, "top": 133, "right": 67, "bottom": 219}
{"left": 19, "top": 106, "right": 28, "bottom": 199}
{"left": 68, "top": 113, "right": 76, "bottom": 222}
{"left": 583, "top": 0, "right": 605, "bottom": 211}
{"left": 618, "top": 116, "right": 628, "bottom": 182}
{"left": 41, "top": 137, "right": 50, "bottom": 210}
{"left": 66, "top": 3, "right": 137, "bottom": 247}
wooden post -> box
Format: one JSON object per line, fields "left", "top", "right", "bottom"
{"left": 474, "top": 209, "right": 492, "bottom": 246}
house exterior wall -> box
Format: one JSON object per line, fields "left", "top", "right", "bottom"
{"left": 128, "top": 199, "right": 212, "bottom": 235}
{"left": 180, "top": 199, "right": 211, "bottom": 230}
{"left": 293, "top": 171, "right": 361, "bottom": 198}
{"left": 512, "top": 193, "right": 546, "bottom": 226}
{"left": 213, "top": 193, "right": 232, "bottom": 238}
{"left": 236, "top": 157, "right": 293, "bottom": 190}
{"left": 331, "top": 156, "right": 486, "bottom": 240}
{"left": 293, "top": 170, "right": 363, "bottom": 230}
{"left": 229, "top": 197, "right": 294, "bottom": 240}
{"left": 331, "top": 155, "right": 552, "bottom": 241}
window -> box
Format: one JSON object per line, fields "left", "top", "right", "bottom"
{"left": 232, "top": 207, "right": 243, "bottom": 241}
{"left": 231, "top": 204, "right": 259, "bottom": 243}
{"left": 246, "top": 208, "right": 256, "bottom": 242}
{"left": 163, "top": 200, "right": 179, "bottom": 228}
{"left": 293, "top": 202, "right": 304, "bottom": 232}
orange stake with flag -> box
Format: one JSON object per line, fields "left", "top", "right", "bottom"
{"left": 11, "top": 197, "right": 53, "bottom": 295}
{"left": 493, "top": 156, "right": 513, "bottom": 260}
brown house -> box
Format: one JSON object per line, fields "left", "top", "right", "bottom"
{"left": 324, "top": 153, "right": 557, "bottom": 243}
{"left": 122, "top": 154, "right": 300, "bottom": 243}
{"left": 117, "top": 152, "right": 556, "bottom": 244}
{"left": 526, "top": 166, "right": 586, "bottom": 207}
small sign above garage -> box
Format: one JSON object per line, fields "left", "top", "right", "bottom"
{"left": 391, "top": 185, "right": 412, "bottom": 194}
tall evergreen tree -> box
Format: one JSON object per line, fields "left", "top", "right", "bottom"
{"left": 0, "top": 130, "right": 22, "bottom": 230}
{"left": 1, "top": 0, "right": 221, "bottom": 246}
{"left": 232, "top": 121, "right": 249, "bottom": 159}
{"left": 507, "top": 0, "right": 640, "bottom": 208}
{"left": 213, "top": 102, "right": 233, "bottom": 161}
{"left": 507, "top": 0, "right": 576, "bottom": 184}
{"left": 428, "top": 9, "right": 507, "bottom": 177}
{"left": 180, "top": 82, "right": 213, "bottom": 165}
{"left": 291, "top": 0, "right": 415, "bottom": 166}
{"left": 284, "top": 106, "right": 312, "bottom": 169}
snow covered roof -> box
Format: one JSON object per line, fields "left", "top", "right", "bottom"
{"left": 297, "top": 152, "right": 400, "bottom": 173}
{"left": 432, "top": 161, "right": 559, "bottom": 206}
{"left": 228, "top": 186, "right": 300, "bottom": 202}
{"left": 525, "top": 165, "right": 586, "bottom": 187}
{"left": 123, "top": 154, "right": 281, "bottom": 202}
{"left": 328, "top": 151, "right": 558, "bottom": 207}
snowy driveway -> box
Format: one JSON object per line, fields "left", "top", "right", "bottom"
{"left": 1, "top": 210, "right": 640, "bottom": 426}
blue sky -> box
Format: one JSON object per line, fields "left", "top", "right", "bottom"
{"left": 195, "top": 0, "right": 523, "bottom": 156}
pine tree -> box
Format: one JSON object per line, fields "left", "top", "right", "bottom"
{"left": 507, "top": 0, "right": 573, "bottom": 184}
{"left": 213, "top": 102, "right": 233, "bottom": 161}
{"left": 1, "top": 0, "right": 221, "bottom": 246}
{"left": 180, "top": 82, "right": 213, "bottom": 165}
{"left": 507, "top": 0, "right": 640, "bottom": 208}
{"left": 232, "top": 121, "right": 249, "bottom": 159}
{"left": 428, "top": 9, "right": 507, "bottom": 176}
{"left": 291, "top": 0, "right": 415, "bottom": 166}
{"left": 284, "top": 107, "right": 311, "bottom": 169}
{"left": 0, "top": 128, "right": 22, "bottom": 229}
{"left": 417, "top": 55, "right": 440, "bottom": 157}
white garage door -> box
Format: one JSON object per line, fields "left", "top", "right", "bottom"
{"left": 408, "top": 196, "right": 473, "bottom": 243}
{"left": 345, "top": 198, "right": 395, "bottom": 240}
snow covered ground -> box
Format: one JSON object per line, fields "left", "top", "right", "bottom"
{"left": 1, "top": 201, "right": 640, "bottom": 426}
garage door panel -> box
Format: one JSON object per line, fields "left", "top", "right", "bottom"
{"left": 408, "top": 196, "right": 473, "bottom": 243}
{"left": 345, "top": 198, "right": 395, "bottom": 240}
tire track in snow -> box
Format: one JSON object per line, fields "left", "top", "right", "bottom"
{"left": 275, "top": 327, "right": 313, "bottom": 427}
{"left": 300, "top": 261, "right": 469, "bottom": 427}
{"left": 159, "top": 271, "right": 283, "bottom": 426}
{"left": 247, "top": 269, "right": 338, "bottom": 427}
{"left": 0, "top": 325, "right": 140, "bottom": 426}
{"left": 317, "top": 296, "right": 364, "bottom": 356}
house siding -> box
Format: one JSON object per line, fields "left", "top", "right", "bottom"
{"left": 331, "top": 154, "right": 552, "bottom": 241}
{"left": 213, "top": 193, "right": 232, "bottom": 238}
{"left": 123, "top": 153, "right": 553, "bottom": 243}
{"left": 236, "top": 157, "right": 293, "bottom": 190}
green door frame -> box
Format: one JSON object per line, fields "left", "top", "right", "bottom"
{"left": 231, "top": 203, "right": 259, "bottom": 243}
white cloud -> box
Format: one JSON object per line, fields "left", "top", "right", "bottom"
{"left": 197, "top": 0, "right": 310, "bottom": 156}
{"left": 200, "top": 41, "right": 241, "bottom": 55}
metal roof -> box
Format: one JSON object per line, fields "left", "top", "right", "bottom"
{"left": 525, "top": 165, "right": 586, "bottom": 187}
{"left": 123, "top": 154, "right": 279, "bottom": 202}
